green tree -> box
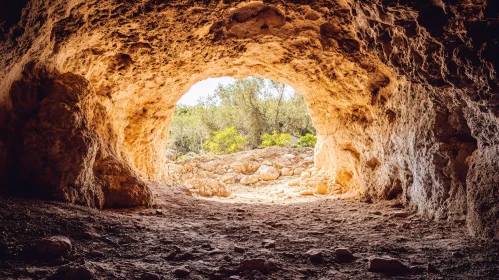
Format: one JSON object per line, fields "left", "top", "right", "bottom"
{"left": 260, "top": 132, "right": 292, "bottom": 148}
{"left": 204, "top": 127, "right": 247, "bottom": 155}
{"left": 296, "top": 133, "right": 317, "bottom": 147}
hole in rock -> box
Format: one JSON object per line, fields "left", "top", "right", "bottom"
{"left": 163, "top": 77, "right": 326, "bottom": 204}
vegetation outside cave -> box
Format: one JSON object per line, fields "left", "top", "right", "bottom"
{"left": 167, "top": 77, "right": 316, "bottom": 157}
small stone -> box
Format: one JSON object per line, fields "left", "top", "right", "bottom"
{"left": 173, "top": 266, "right": 191, "bottom": 278}
{"left": 201, "top": 243, "right": 212, "bottom": 250}
{"left": 228, "top": 276, "right": 241, "bottom": 280}
{"left": 293, "top": 167, "right": 305, "bottom": 175}
{"left": 88, "top": 250, "right": 104, "bottom": 258}
{"left": 234, "top": 245, "right": 246, "bottom": 253}
{"left": 335, "top": 248, "right": 354, "bottom": 262}
{"left": 288, "top": 180, "right": 300, "bottom": 186}
{"left": 281, "top": 167, "right": 293, "bottom": 176}
{"left": 155, "top": 209, "right": 163, "bottom": 215}
{"left": 165, "top": 149, "right": 178, "bottom": 161}
{"left": 230, "top": 162, "right": 247, "bottom": 174}
{"left": 49, "top": 265, "right": 94, "bottom": 280}
{"left": 427, "top": 263, "right": 440, "bottom": 273}
{"left": 305, "top": 249, "right": 324, "bottom": 264}
{"left": 300, "top": 171, "right": 311, "bottom": 179}
{"left": 300, "top": 190, "right": 314, "bottom": 196}
{"left": 140, "top": 272, "right": 161, "bottom": 280}
{"left": 240, "top": 175, "right": 259, "bottom": 185}
{"left": 238, "top": 258, "right": 278, "bottom": 273}
{"left": 282, "top": 154, "right": 295, "bottom": 159}
{"left": 257, "top": 165, "right": 280, "bottom": 181}
{"left": 368, "top": 257, "right": 410, "bottom": 274}
{"left": 262, "top": 239, "right": 276, "bottom": 248}
{"left": 36, "top": 236, "right": 72, "bottom": 259}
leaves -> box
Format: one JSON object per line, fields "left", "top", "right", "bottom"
{"left": 204, "top": 127, "right": 247, "bottom": 155}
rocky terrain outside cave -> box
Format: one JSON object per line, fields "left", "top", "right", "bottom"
{"left": 0, "top": 0, "right": 498, "bottom": 279}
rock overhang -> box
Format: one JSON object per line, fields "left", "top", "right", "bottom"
{"left": 0, "top": 0, "right": 497, "bottom": 239}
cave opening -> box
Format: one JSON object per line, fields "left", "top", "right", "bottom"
{"left": 162, "top": 76, "right": 336, "bottom": 204}
{"left": 0, "top": 0, "right": 498, "bottom": 278}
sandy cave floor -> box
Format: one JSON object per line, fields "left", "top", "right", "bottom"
{"left": 0, "top": 179, "right": 498, "bottom": 280}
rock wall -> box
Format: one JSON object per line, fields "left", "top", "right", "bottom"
{"left": 0, "top": 1, "right": 497, "bottom": 238}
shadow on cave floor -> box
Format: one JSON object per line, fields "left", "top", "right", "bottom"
{"left": 0, "top": 189, "right": 498, "bottom": 279}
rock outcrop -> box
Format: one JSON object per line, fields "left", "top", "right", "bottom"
{"left": 0, "top": 1, "right": 497, "bottom": 238}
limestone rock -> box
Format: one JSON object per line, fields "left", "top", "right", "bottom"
{"left": 262, "top": 239, "right": 276, "bottom": 248}
{"left": 238, "top": 258, "right": 278, "bottom": 273}
{"left": 305, "top": 249, "right": 324, "bottom": 264}
{"left": 165, "top": 149, "right": 178, "bottom": 161}
{"left": 282, "top": 154, "right": 295, "bottom": 160}
{"left": 300, "top": 171, "right": 311, "bottom": 179}
{"left": 335, "top": 248, "right": 354, "bottom": 262}
{"left": 281, "top": 168, "right": 293, "bottom": 176}
{"left": 35, "top": 236, "right": 72, "bottom": 259}
{"left": 230, "top": 162, "right": 247, "bottom": 174}
{"left": 368, "top": 257, "right": 410, "bottom": 274}
{"left": 246, "top": 161, "right": 261, "bottom": 173}
{"left": 48, "top": 265, "right": 94, "bottom": 280}
{"left": 257, "top": 165, "right": 280, "bottom": 181}
{"left": 140, "top": 273, "right": 160, "bottom": 280}
{"left": 293, "top": 168, "right": 305, "bottom": 176}
{"left": 240, "top": 175, "right": 259, "bottom": 185}
{"left": 221, "top": 173, "right": 240, "bottom": 184}
{"left": 173, "top": 266, "right": 190, "bottom": 278}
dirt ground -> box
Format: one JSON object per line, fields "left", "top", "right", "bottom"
{"left": 0, "top": 178, "right": 498, "bottom": 280}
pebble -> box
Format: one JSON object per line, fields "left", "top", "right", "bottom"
{"left": 140, "top": 272, "right": 160, "bottom": 280}
{"left": 368, "top": 257, "right": 410, "bottom": 274}
{"left": 48, "top": 265, "right": 94, "bottom": 280}
{"left": 305, "top": 249, "right": 324, "bottom": 264}
{"left": 228, "top": 276, "right": 241, "bottom": 280}
{"left": 335, "top": 248, "right": 354, "bottom": 262}
{"left": 234, "top": 245, "right": 246, "bottom": 253}
{"left": 239, "top": 258, "right": 278, "bottom": 273}
{"left": 88, "top": 250, "right": 104, "bottom": 258}
{"left": 262, "top": 239, "right": 276, "bottom": 248}
{"left": 173, "top": 266, "right": 191, "bottom": 278}
{"left": 36, "top": 236, "right": 72, "bottom": 259}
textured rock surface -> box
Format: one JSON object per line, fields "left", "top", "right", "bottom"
{"left": 0, "top": 1, "right": 497, "bottom": 237}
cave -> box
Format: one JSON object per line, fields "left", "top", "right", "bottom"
{"left": 0, "top": 0, "right": 498, "bottom": 279}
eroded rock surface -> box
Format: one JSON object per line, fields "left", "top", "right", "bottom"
{"left": 0, "top": 0, "right": 497, "bottom": 238}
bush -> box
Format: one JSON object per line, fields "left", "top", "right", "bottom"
{"left": 260, "top": 132, "right": 292, "bottom": 148}
{"left": 204, "top": 127, "right": 247, "bottom": 155}
{"left": 296, "top": 133, "right": 317, "bottom": 147}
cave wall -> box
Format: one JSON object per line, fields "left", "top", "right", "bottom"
{"left": 0, "top": 0, "right": 497, "bottom": 238}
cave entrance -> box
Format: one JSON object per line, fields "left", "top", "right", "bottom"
{"left": 163, "top": 77, "right": 332, "bottom": 204}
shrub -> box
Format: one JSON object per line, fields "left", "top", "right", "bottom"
{"left": 204, "top": 127, "right": 247, "bottom": 155}
{"left": 296, "top": 133, "right": 317, "bottom": 147}
{"left": 260, "top": 132, "right": 292, "bottom": 148}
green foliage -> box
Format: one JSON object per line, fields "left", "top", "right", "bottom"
{"left": 166, "top": 105, "right": 210, "bottom": 155}
{"left": 203, "top": 127, "right": 247, "bottom": 155}
{"left": 296, "top": 133, "right": 317, "bottom": 148}
{"left": 167, "top": 77, "right": 316, "bottom": 155}
{"left": 260, "top": 132, "right": 292, "bottom": 148}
